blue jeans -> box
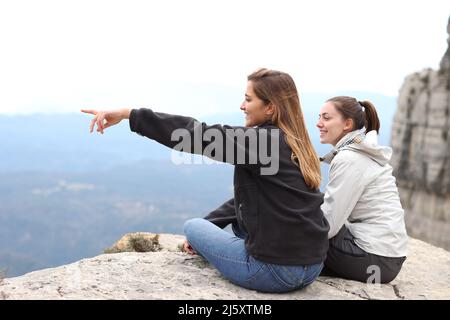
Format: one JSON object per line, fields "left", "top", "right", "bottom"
{"left": 183, "top": 218, "right": 324, "bottom": 293}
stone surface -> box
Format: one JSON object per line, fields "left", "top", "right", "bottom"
{"left": 390, "top": 17, "right": 450, "bottom": 250}
{"left": 0, "top": 234, "right": 448, "bottom": 300}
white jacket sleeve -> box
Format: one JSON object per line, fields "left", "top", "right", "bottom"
{"left": 321, "top": 156, "right": 366, "bottom": 239}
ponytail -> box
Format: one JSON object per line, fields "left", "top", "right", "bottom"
{"left": 327, "top": 96, "right": 381, "bottom": 135}
{"left": 359, "top": 100, "right": 380, "bottom": 134}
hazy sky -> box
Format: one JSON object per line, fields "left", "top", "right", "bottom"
{"left": 0, "top": 0, "right": 449, "bottom": 115}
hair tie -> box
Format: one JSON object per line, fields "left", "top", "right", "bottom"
{"left": 358, "top": 101, "right": 365, "bottom": 112}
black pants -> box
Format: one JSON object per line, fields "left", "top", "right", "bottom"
{"left": 322, "top": 226, "right": 406, "bottom": 284}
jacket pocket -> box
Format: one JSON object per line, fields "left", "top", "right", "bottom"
{"left": 236, "top": 184, "right": 258, "bottom": 238}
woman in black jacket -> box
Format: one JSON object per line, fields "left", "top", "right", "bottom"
{"left": 82, "top": 68, "right": 329, "bottom": 293}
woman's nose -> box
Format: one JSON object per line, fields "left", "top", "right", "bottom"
{"left": 240, "top": 103, "right": 246, "bottom": 111}
{"left": 316, "top": 120, "right": 323, "bottom": 128}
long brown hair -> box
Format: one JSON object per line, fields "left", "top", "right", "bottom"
{"left": 326, "top": 96, "right": 380, "bottom": 134}
{"left": 248, "top": 68, "right": 321, "bottom": 189}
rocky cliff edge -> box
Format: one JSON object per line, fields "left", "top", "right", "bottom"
{"left": 0, "top": 233, "right": 448, "bottom": 300}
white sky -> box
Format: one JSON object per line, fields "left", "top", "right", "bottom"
{"left": 0, "top": 0, "right": 449, "bottom": 115}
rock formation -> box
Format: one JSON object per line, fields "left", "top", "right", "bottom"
{"left": 391, "top": 16, "right": 450, "bottom": 250}
{"left": 440, "top": 16, "right": 450, "bottom": 71}
{"left": 0, "top": 233, "right": 449, "bottom": 300}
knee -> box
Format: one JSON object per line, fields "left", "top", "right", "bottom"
{"left": 183, "top": 218, "right": 204, "bottom": 237}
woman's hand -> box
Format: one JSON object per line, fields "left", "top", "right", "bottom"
{"left": 183, "top": 240, "right": 197, "bottom": 255}
{"left": 81, "top": 108, "right": 131, "bottom": 134}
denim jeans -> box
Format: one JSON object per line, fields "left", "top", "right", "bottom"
{"left": 183, "top": 218, "right": 324, "bottom": 293}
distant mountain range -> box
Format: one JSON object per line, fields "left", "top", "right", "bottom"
{"left": 0, "top": 91, "right": 396, "bottom": 173}
{"left": 0, "top": 91, "right": 398, "bottom": 276}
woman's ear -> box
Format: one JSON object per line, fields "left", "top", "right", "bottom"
{"left": 265, "top": 103, "right": 274, "bottom": 116}
{"left": 343, "top": 118, "right": 354, "bottom": 132}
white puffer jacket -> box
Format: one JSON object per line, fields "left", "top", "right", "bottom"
{"left": 321, "top": 130, "right": 408, "bottom": 257}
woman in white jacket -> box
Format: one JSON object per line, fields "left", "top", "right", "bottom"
{"left": 317, "top": 96, "right": 408, "bottom": 283}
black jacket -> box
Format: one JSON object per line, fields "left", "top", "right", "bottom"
{"left": 129, "top": 108, "right": 329, "bottom": 265}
